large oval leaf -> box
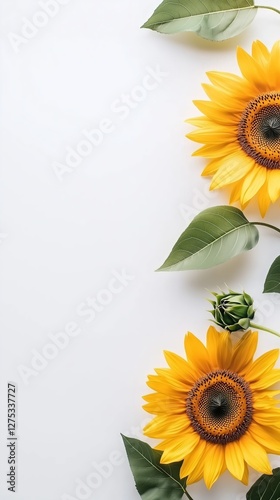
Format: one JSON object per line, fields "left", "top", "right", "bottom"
{"left": 142, "top": 0, "right": 257, "bottom": 41}
{"left": 246, "top": 468, "right": 280, "bottom": 499}
{"left": 158, "top": 206, "right": 259, "bottom": 271}
{"left": 121, "top": 435, "right": 188, "bottom": 500}
{"left": 263, "top": 256, "right": 280, "bottom": 293}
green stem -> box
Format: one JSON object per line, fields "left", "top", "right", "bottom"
{"left": 251, "top": 222, "right": 280, "bottom": 234}
{"left": 184, "top": 489, "right": 194, "bottom": 500}
{"left": 250, "top": 322, "right": 280, "bottom": 339}
{"left": 256, "top": 5, "right": 280, "bottom": 15}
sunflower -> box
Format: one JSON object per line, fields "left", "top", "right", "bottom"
{"left": 143, "top": 327, "right": 280, "bottom": 489}
{"left": 187, "top": 40, "right": 280, "bottom": 216}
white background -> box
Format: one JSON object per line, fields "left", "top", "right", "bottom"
{"left": 0, "top": 1, "right": 280, "bottom": 499}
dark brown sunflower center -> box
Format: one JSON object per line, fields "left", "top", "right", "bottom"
{"left": 186, "top": 369, "right": 253, "bottom": 445}
{"left": 261, "top": 115, "right": 280, "bottom": 140}
{"left": 238, "top": 92, "right": 280, "bottom": 170}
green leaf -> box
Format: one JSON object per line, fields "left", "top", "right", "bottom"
{"left": 263, "top": 256, "right": 280, "bottom": 293}
{"left": 246, "top": 468, "right": 280, "bottom": 499}
{"left": 158, "top": 205, "right": 259, "bottom": 271}
{"left": 121, "top": 435, "right": 187, "bottom": 500}
{"left": 142, "top": 0, "right": 257, "bottom": 41}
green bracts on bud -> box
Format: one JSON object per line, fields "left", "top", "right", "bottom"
{"left": 209, "top": 290, "right": 255, "bottom": 332}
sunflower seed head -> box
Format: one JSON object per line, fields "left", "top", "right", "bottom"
{"left": 209, "top": 289, "right": 255, "bottom": 332}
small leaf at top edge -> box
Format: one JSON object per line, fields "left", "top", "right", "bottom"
{"left": 142, "top": 0, "right": 257, "bottom": 42}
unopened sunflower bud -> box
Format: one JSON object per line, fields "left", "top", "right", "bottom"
{"left": 209, "top": 290, "right": 255, "bottom": 332}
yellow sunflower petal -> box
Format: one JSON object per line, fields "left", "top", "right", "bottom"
{"left": 239, "top": 165, "right": 267, "bottom": 205}
{"left": 187, "top": 117, "right": 213, "bottom": 128}
{"left": 203, "top": 444, "right": 225, "bottom": 489}
{"left": 201, "top": 158, "right": 221, "bottom": 176}
{"left": 163, "top": 350, "right": 199, "bottom": 382}
{"left": 143, "top": 402, "right": 185, "bottom": 416}
{"left": 206, "top": 71, "right": 256, "bottom": 98}
{"left": 238, "top": 433, "right": 272, "bottom": 474}
{"left": 252, "top": 40, "right": 270, "bottom": 66}
{"left": 186, "top": 455, "right": 205, "bottom": 484}
{"left": 210, "top": 154, "right": 254, "bottom": 189}
{"left": 245, "top": 349, "right": 279, "bottom": 382}
{"left": 229, "top": 181, "right": 243, "bottom": 204}
{"left": 187, "top": 126, "right": 234, "bottom": 144}
{"left": 184, "top": 332, "right": 212, "bottom": 374}
{"left": 206, "top": 326, "right": 232, "bottom": 369}
{"left": 192, "top": 142, "right": 238, "bottom": 159}
{"left": 193, "top": 99, "right": 239, "bottom": 124}
{"left": 143, "top": 392, "right": 186, "bottom": 415}
{"left": 241, "top": 463, "right": 249, "bottom": 485}
{"left": 268, "top": 40, "right": 280, "bottom": 88}
{"left": 157, "top": 432, "right": 200, "bottom": 463}
{"left": 267, "top": 169, "right": 280, "bottom": 203}
{"left": 253, "top": 390, "right": 280, "bottom": 405}
{"left": 253, "top": 409, "right": 280, "bottom": 427}
{"left": 250, "top": 368, "right": 280, "bottom": 390}
{"left": 258, "top": 181, "right": 272, "bottom": 217}
{"left": 143, "top": 414, "right": 190, "bottom": 438}
{"left": 146, "top": 374, "right": 188, "bottom": 395}
{"left": 231, "top": 331, "right": 258, "bottom": 374}
{"left": 237, "top": 46, "right": 269, "bottom": 91}
{"left": 180, "top": 439, "right": 206, "bottom": 478}
{"left": 202, "top": 83, "right": 246, "bottom": 111}
{"left": 249, "top": 421, "right": 280, "bottom": 453}
{"left": 225, "top": 441, "right": 245, "bottom": 481}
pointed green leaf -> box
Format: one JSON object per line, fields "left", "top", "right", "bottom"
{"left": 121, "top": 435, "right": 187, "bottom": 500}
{"left": 158, "top": 206, "right": 259, "bottom": 271}
{"left": 263, "top": 256, "right": 280, "bottom": 293}
{"left": 142, "top": 0, "right": 257, "bottom": 41}
{"left": 246, "top": 468, "right": 280, "bottom": 499}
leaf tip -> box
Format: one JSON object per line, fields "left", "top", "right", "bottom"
{"left": 155, "top": 265, "right": 164, "bottom": 272}
{"left": 155, "top": 259, "right": 170, "bottom": 271}
{"left": 140, "top": 19, "right": 155, "bottom": 30}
